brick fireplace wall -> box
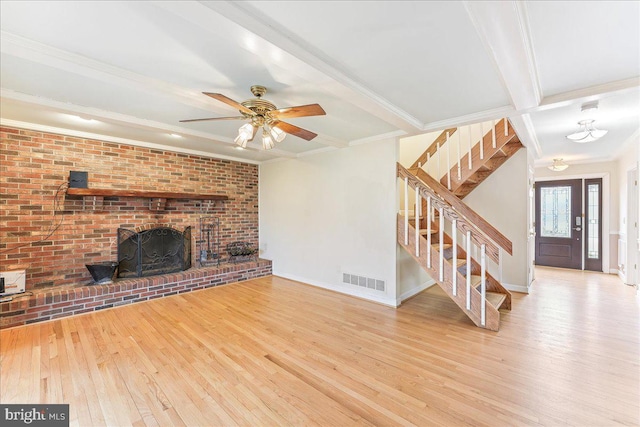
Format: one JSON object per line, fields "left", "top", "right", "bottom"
{"left": 0, "top": 125, "right": 259, "bottom": 291}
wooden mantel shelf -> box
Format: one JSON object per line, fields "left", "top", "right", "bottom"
{"left": 67, "top": 188, "right": 229, "bottom": 200}
{"left": 66, "top": 188, "right": 229, "bottom": 211}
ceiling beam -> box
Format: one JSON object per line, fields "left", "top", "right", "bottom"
{"left": 0, "top": 31, "right": 228, "bottom": 115}
{"left": 463, "top": 1, "right": 541, "bottom": 111}
{"left": 179, "top": 0, "right": 425, "bottom": 134}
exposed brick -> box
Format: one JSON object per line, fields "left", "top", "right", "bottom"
{"left": 1, "top": 125, "right": 258, "bottom": 291}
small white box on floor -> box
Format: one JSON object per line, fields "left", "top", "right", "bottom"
{"left": 0, "top": 270, "right": 26, "bottom": 296}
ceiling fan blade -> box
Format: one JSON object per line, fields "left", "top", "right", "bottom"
{"left": 179, "top": 116, "right": 246, "bottom": 123}
{"left": 203, "top": 92, "right": 255, "bottom": 116}
{"left": 270, "top": 103, "right": 326, "bottom": 119}
{"left": 274, "top": 121, "right": 318, "bottom": 141}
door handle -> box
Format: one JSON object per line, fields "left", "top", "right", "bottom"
{"left": 573, "top": 227, "right": 582, "bottom": 231}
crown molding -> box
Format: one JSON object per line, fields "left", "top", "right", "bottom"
{"left": 0, "top": 119, "right": 266, "bottom": 165}
{"left": 349, "top": 130, "right": 406, "bottom": 146}
{"left": 422, "top": 105, "right": 515, "bottom": 132}
{"left": 537, "top": 77, "right": 640, "bottom": 112}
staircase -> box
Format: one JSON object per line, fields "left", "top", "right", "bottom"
{"left": 398, "top": 118, "right": 521, "bottom": 331}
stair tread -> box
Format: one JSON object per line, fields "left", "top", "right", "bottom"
{"left": 420, "top": 229, "right": 438, "bottom": 236}
{"left": 431, "top": 243, "right": 452, "bottom": 250}
{"left": 486, "top": 291, "right": 507, "bottom": 309}
{"left": 455, "top": 259, "right": 466, "bottom": 267}
{"left": 470, "top": 275, "right": 482, "bottom": 288}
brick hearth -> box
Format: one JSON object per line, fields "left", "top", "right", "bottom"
{"left": 0, "top": 260, "right": 272, "bottom": 329}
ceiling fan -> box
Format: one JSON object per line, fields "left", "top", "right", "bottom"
{"left": 180, "top": 85, "right": 326, "bottom": 149}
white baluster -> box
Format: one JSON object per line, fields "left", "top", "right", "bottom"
{"left": 492, "top": 119, "right": 497, "bottom": 148}
{"left": 427, "top": 196, "right": 432, "bottom": 268}
{"left": 446, "top": 132, "right": 451, "bottom": 190}
{"left": 426, "top": 152, "right": 430, "bottom": 178}
{"left": 504, "top": 118, "right": 508, "bottom": 136}
{"left": 466, "top": 231, "right": 471, "bottom": 310}
{"left": 404, "top": 176, "right": 409, "bottom": 245}
{"left": 437, "top": 142, "right": 441, "bottom": 182}
{"left": 439, "top": 207, "right": 444, "bottom": 281}
{"left": 481, "top": 243, "right": 486, "bottom": 327}
{"left": 468, "top": 125, "right": 473, "bottom": 170}
{"left": 499, "top": 248, "right": 503, "bottom": 284}
{"left": 415, "top": 187, "right": 421, "bottom": 257}
{"left": 452, "top": 219, "right": 457, "bottom": 296}
{"left": 457, "top": 130, "right": 462, "bottom": 180}
{"left": 480, "top": 123, "right": 484, "bottom": 160}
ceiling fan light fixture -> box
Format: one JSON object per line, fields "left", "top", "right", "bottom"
{"left": 234, "top": 123, "right": 255, "bottom": 147}
{"left": 268, "top": 124, "right": 286, "bottom": 143}
{"left": 548, "top": 158, "right": 569, "bottom": 172}
{"left": 566, "top": 119, "right": 608, "bottom": 143}
{"left": 262, "top": 128, "right": 276, "bottom": 150}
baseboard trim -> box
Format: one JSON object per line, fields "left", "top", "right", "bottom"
{"left": 617, "top": 270, "right": 626, "bottom": 282}
{"left": 502, "top": 282, "right": 530, "bottom": 294}
{"left": 609, "top": 269, "right": 619, "bottom": 275}
{"left": 273, "top": 273, "right": 399, "bottom": 307}
{"left": 398, "top": 279, "right": 436, "bottom": 304}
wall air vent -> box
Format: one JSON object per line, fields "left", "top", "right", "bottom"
{"left": 342, "top": 273, "right": 385, "bottom": 292}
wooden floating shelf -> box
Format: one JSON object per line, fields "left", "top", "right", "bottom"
{"left": 67, "top": 188, "right": 229, "bottom": 201}
{"left": 66, "top": 188, "right": 229, "bottom": 211}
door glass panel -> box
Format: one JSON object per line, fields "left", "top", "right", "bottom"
{"left": 540, "top": 186, "right": 571, "bottom": 238}
{"left": 587, "top": 183, "right": 600, "bottom": 259}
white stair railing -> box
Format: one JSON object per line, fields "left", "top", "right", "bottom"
{"left": 397, "top": 163, "right": 510, "bottom": 328}
{"left": 417, "top": 118, "right": 511, "bottom": 189}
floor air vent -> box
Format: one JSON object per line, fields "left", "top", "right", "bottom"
{"left": 342, "top": 273, "right": 385, "bottom": 292}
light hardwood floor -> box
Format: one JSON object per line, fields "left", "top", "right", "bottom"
{"left": 1, "top": 268, "right": 638, "bottom": 426}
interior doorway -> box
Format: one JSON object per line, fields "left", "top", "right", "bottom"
{"left": 535, "top": 178, "right": 604, "bottom": 271}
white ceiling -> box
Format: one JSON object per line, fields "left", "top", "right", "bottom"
{"left": 1, "top": 1, "right": 638, "bottom": 166}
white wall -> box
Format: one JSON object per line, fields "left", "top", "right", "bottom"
{"left": 535, "top": 160, "right": 618, "bottom": 273}
{"left": 464, "top": 149, "right": 530, "bottom": 291}
{"left": 259, "top": 139, "right": 399, "bottom": 306}
{"left": 615, "top": 132, "right": 640, "bottom": 284}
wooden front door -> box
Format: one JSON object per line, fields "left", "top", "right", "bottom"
{"left": 535, "top": 179, "right": 582, "bottom": 269}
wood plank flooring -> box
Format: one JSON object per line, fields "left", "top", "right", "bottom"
{"left": 1, "top": 268, "right": 638, "bottom": 426}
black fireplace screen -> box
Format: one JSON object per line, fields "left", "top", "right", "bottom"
{"left": 117, "top": 226, "right": 191, "bottom": 278}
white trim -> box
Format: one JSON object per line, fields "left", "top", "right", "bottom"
{"left": 509, "top": 114, "right": 542, "bottom": 158}
{"left": 538, "top": 77, "right": 640, "bottom": 111}
{"left": 618, "top": 270, "right": 626, "bottom": 282}
{"left": 295, "top": 146, "right": 339, "bottom": 158}
{"left": 502, "top": 282, "right": 530, "bottom": 294}
{"left": 0, "top": 119, "right": 264, "bottom": 165}
{"left": 422, "top": 105, "right": 514, "bottom": 132}
{"left": 609, "top": 269, "right": 620, "bottom": 275}
{"left": 349, "top": 130, "right": 406, "bottom": 146}
{"left": 274, "top": 273, "right": 398, "bottom": 307}
{"left": 398, "top": 279, "right": 436, "bottom": 304}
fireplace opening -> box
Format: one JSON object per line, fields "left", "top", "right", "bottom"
{"left": 117, "top": 226, "right": 191, "bottom": 278}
